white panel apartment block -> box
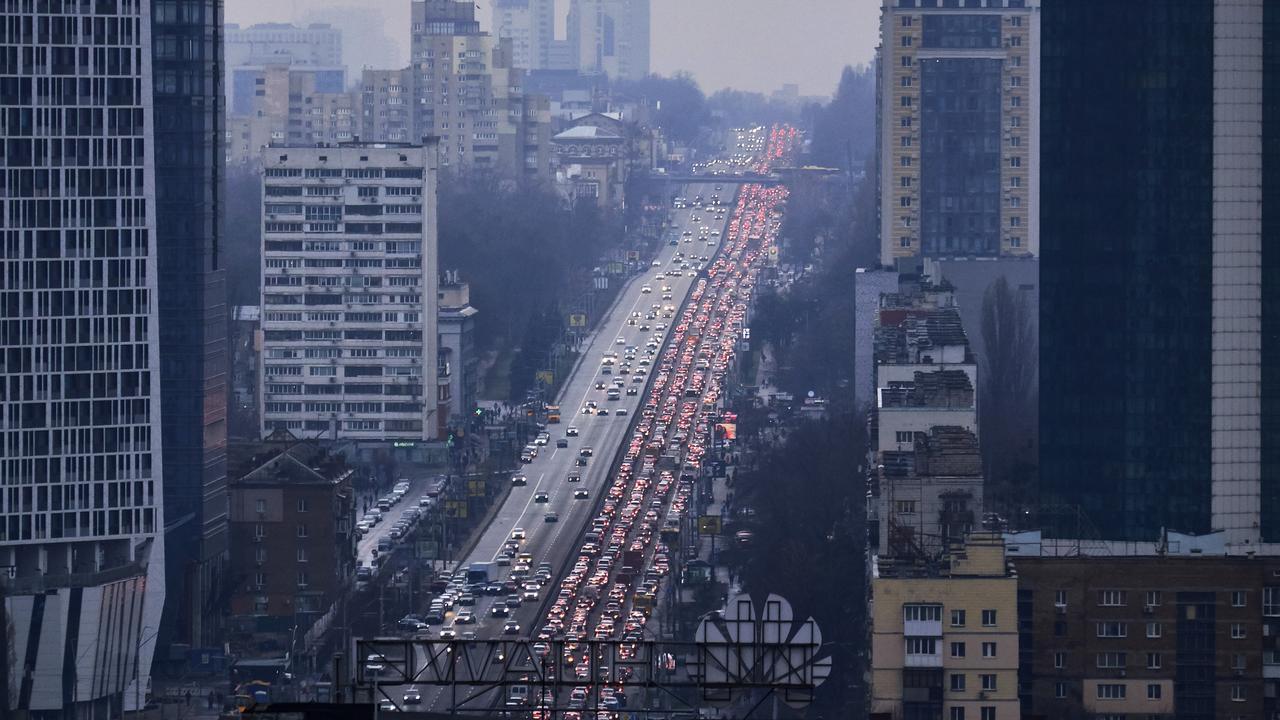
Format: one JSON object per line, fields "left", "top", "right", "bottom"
{"left": 1211, "top": 0, "right": 1264, "bottom": 546}
{"left": 0, "top": 0, "right": 167, "bottom": 713}
{"left": 259, "top": 143, "right": 440, "bottom": 442}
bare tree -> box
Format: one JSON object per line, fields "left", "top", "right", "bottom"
{"left": 979, "top": 275, "right": 1038, "bottom": 514}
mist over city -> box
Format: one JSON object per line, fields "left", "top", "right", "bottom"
{"left": 0, "top": 2, "right": 1274, "bottom": 720}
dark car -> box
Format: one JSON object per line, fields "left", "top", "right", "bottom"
{"left": 556, "top": 438, "right": 569, "bottom": 448}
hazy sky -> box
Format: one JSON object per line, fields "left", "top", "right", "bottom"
{"left": 224, "top": 0, "right": 879, "bottom": 97}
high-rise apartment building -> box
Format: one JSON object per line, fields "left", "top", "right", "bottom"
{"left": 1, "top": 1, "right": 174, "bottom": 714}
{"left": 152, "top": 0, "right": 231, "bottom": 659}
{"left": 1038, "top": 0, "right": 1276, "bottom": 546}
{"left": 226, "top": 65, "right": 356, "bottom": 166}
{"left": 492, "top": 0, "right": 555, "bottom": 71}
{"left": 404, "top": 0, "right": 548, "bottom": 177}
{"left": 877, "top": 0, "right": 1039, "bottom": 268}
{"left": 566, "top": 0, "right": 650, "bottom": 81}
{"left": 360, "top": 68, "right": 415, "bottom": 145}
{"left": 258, "top": 143, "right": 442, "bottom": 444}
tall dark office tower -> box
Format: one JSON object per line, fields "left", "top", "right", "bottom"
{"left": 1040, "top": 0, "right": 1270, "bottom": 546}
{"left": 150, "top": 0, "right": 230, "bottom": 655}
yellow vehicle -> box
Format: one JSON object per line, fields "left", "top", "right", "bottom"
{"left": 546, "top": 405, "right": 561, "bottom": 424}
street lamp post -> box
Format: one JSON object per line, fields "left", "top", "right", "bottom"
{"left": 135, "top": 624, "right": 157, "bottom": 720}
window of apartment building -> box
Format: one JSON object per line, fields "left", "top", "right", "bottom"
{"left": 254, "top": 523, "right": 265, "bottom": 540}
{"left": 901, "top": 56, "right": 912, "bottom": 67}
{"left": 1054, "top": 651, "right": 1066, "bottom": 669}
{"left": 904, "top": 604, "right": 941, "bottom": 622}
{"left": 901, "top": 96, "right": 913, "bottom": 108}
{"left": 1146, "top": 622, "right": 1162, "bottom": 638}
{"left": 980, "top": 674, "right": 996, "bottom": 691}
{"left": 297, "top": 548, "right": 308, "bottom": 563}
{"left": 1010, "top": 95, "right": 1021, "bottom": 108}
{"left": 900, "top": 237, "right": 912, "bottom": 247}
{"left": 255, "top": 499, "right": 266, "bottom": 514}
{"left": 901, "top": 76, "right": 913, "bottom": 88}
{"left": 1010, "top": 75, "right": 1022, "bottom": 87}
{"left": 1146, "top": 652, "right": 1162, "bottom": 670}
{"left": 1145, "top": 590, "right": 1162, "bottom": 607}
{"left": 1147, "top": 684, "right": 1162, "bottom": 700}
{"left": 902, "top": 16, "right": 912, "bottom": 27}
{"left": 297, "top": 498, "right": 309, "bottom": 513}
{"left": 982, "top": 642, "right": 997, "bottom": 658}
{"left": 902, "top": 35, "right": 913, "bottom": 47}
{"left": 309, "top": 367, "right": 336, "bottom": 377}
{"left": 951, "top": 642, "right": 966, "bottom": 658}
{"left": 982, "top": 609, "right": 997, "bottom": 626}
{"left": 1231, "top": 623, "right": 1246, "bottom": 639}
{"left": 1054, "top": 620, "right": 1067, "bottom": 636}
{"left": 1009, "top": 136, "right": 1021, "bottom": 148}
{"left": 1096, "top": 652, "right": 1126, "bottom": 669}
{"left": 896, "top": 431, "right": 914, "bottom": 444}
{"left": 950, "top": 673, "right": 965, "bottom": 692}
{"left": 901, "top": 136, "right": 913, "bottom": 148}
{"left": 900, "top": 197, "right": 913, "bottom": 208}
{"left": 1009, "top": 35, "right": 1022, "bottom": 47}
{"left": 1232, "top": 685, "right": 1246, "bottom": 702}
{"left": 297, "top": 524, "right": 309, "bottom": 538}
{"left": 896, "top": 500, "right": 917, "bottom": 515}
{"left": 297, "top": 569, "right": 309, "bottom": 588}
{"left": 1096, "top": 684, "right": 1126, "bottom": 700}
{"left": 980, "top": 708, "right": 995, "bottom": 720}
{"left": 255, "top": 547, "right": 267, "bottom": 564}
{"left": 901, "top": 175, "right": 912, "bottom": 187}
{"left": 254, "top": 572, "right": 266, "bottom": 588}
{"left": 949, "top": 709, "right": 964, "bottom": 720}
{"left": 1010, "top": 15, "right": 1023, "bottom": 27}
{"left": 902, "top": 156, "right": 913, "bottom": 167}
{"left": 951, "top": 609, "right": 966, "bottom": 627}
{"left": 1232, "top": 654, "right": 1247, "bottom": 671}
{"left": 1231, "top": 591, "right": 1247, "bottom": 608}
{"left": 1010, "top": 176, "right": 1022, "bottom": 188}
{"left": 1096, "top": 622, "right": 1127, "bottom": 638}
{"left": 1054, "top": 590, "right": 1068, "bottom": 607}
{"left": 901, "top": 116, "right": 912, "bottom": 128}
{"left": 1054, "top": 682, "right": 1067, "bottom": 699}
{"left": 1009, "top": 155, "right": 1022, "bottom": 168}
{"left": 905, "top": 638, "right": 937, "bottom": 655}
{"left": 1010, "top": 55, "right": 1022, "bottom": 67}
{"left": 1265, "top": 587, "right": 1280, "bottom": 616}
{"left": 1009, "top": 196, "right": 1021, "bottom": 208}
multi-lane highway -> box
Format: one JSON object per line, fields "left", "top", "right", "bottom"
{"left": 371, "top": 126, "right": 800, "bottom": 715}
{"left": 448, "top": 184, "right": 732, "bottom": 635}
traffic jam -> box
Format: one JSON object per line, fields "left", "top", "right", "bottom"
{"left": 527, "top": 125, "right": 798, "bottom": 716}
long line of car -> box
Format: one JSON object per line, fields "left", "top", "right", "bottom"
{"left": 523, "top": 125, "right": 799, "bottom": 716}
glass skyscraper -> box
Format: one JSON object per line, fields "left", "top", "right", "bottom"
{"left": 1040, "top": 0, "right": 1272, "bottom": 545}
{"left": 150, "top": 0, "right": 229, "bottom": 655}
{"left": 1, "top": 0, "right": 169, "bottom": 715}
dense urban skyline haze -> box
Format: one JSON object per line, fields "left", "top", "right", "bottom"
{"left": 224, "top": 0, "right": 878, "bottom": 95}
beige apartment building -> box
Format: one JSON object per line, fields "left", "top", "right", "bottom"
{"left": 871, "top": 532, "right": 1020, "bottom": 720}
{"left": 878, "top": 0, "right": 1039, "bottom": 267}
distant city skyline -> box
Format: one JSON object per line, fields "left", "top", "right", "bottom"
{"left": 223, "top": 0, "right": 878, "bottom": 96}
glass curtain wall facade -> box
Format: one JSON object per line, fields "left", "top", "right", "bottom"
{"left": 1039, "top": 0, "right": 1215, "bottom": 540}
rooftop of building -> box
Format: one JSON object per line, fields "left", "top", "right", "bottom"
{"left": 874, "top": 531, "right": 1013, "bottom": 579}
{"left": 230, "top": 430, "right": 355, "bottom": 488}
{"left": 879, "top": 369, "right": 975, "bottom": 409}
{"left": 874, "top": 307, "right": 972, "bottom": 364}
{"left": 553, "top": 125, "right": 623, "bottom": 141}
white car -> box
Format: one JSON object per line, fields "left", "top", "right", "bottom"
{"left": 641, "top": 286, "right": 652, "bottom": 294}
{"left": 651, "top": 260, "right": 661, "bottom": 267}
